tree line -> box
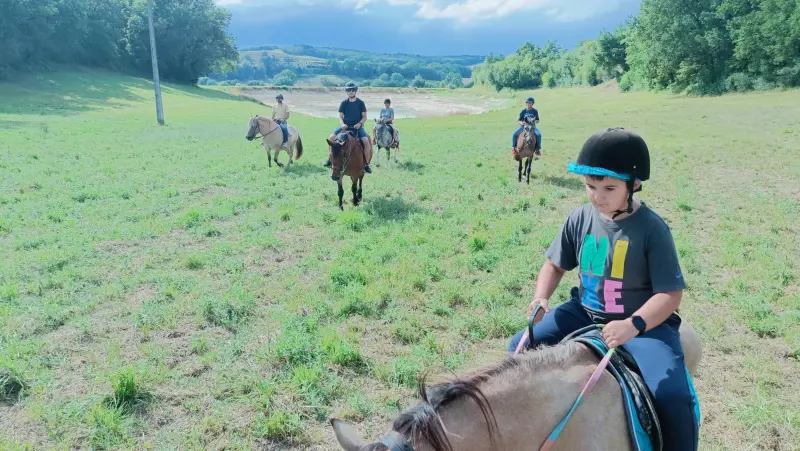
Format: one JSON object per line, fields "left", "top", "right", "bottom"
{"left": 0, "top": 0, "right": 238, "bottom": 83}
{"left": 473, "top": 0, "right": 800, "bottom": 95}
{"left": 202, "top": 47, "right": 476, "bottom": 88}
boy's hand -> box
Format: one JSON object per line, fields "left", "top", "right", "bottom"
{"left": 527, "top": 297, "right": 550, "bottom": 316}
{"left": 602, "top": 319, "right": 639, "bottom": 348}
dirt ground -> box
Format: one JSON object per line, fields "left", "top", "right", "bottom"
{"left": 239, "top": 87, "right": 510, "bottom": 119}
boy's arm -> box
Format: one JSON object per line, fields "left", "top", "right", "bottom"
{"left": 631, "top": 290, "right": 682, "bottom": 332}
{"left": 528, "top": 259, "right": 567, "bottom": 314}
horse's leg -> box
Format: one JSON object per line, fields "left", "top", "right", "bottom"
{"left": 526, "top": 157, "right": 532, "bottom": 184}
{"left": 275, "top": 148, "right": 284, "bottom": 168}
{"left": 287, "top": 142, "right": 294, "bottom": 165}
{"left": 357, "top": 174, "right": 363, "bottom": 201}
{"left": 386, "top": 148, "right": 391, "bottom": 168}
{"left": 337, "top": 179, "right": 344, "bottom": 210}
{"left": 376, "top": 146, "right": 382, "bottom": 168}
{"left": 265, "top": 145, "right": 272, "bottom": 168}
{"left": 351, "top": 177, "right": 358, "bottom": 206}
{"left": 518, "top": 159, "right": 522, "bottom": 182}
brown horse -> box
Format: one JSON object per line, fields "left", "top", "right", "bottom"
{"left": 326, "top": 132, "right": 371, "bottom": 210}
{"left": 331, "top": 322, "right": 702, "bottom": 451}
{"left": 513, "top": 123, "right": 539, "bottom": 184}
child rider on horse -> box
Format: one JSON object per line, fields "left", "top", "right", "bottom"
{"left": 512, "top": 97, "right": 542, "bottom": 155}
{"left": 374, "top": 98, "right": 398, "bottom": 148}
{"left": 272, "top": 93, "right": 290, "bottom": 148}
{"left": 323, "top": 81, "right": 373, "bottom": 175}
{"left": 507, "top": 128, "right": 700, "bottom": 451}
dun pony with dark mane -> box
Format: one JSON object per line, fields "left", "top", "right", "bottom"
{"left": 331, "top": 323, "right": 702, "bottom": 451}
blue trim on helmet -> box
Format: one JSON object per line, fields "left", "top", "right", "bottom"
{"left": 567, "top": 162, "right": 632, "bottom": 181}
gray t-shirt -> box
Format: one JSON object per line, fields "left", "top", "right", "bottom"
{"left": 546, "top": 202, "right": 686, "bottom": 319}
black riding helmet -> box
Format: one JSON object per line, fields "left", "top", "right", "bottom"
{"left": 344, "top": 81, "right": 358, "bottom": 93}
{"left": 568, "top": 127, "right": 650, "bottom": 218}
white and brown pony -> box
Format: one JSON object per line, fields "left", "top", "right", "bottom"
{"left": 245, "top": 115, "right": 303, "bottom": 168}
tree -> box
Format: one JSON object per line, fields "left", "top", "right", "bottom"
{"left": 272, "top": 69, "right": 297, "bottom": 86}
{"left": 626, "top": 0, "right": 732, "bottom": 93}
{"left": 595, "top": 26, "right": 629, "bottom": 80}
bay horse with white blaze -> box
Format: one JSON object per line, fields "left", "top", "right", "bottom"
{"left": 513, "top": 122, "right": 539, "bottom": 184}
{"left": 326, "top": 131, "right": 371, "bottom": 210}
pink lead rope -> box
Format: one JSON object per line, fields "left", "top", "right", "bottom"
{"left": 512, "top": 306, "right": 616, "bottom": 450}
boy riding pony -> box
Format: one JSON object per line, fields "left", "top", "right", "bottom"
{"left": 272, "top": 93, "right": 290, "bottom": 148}
{"left": 512, "top": 97, "right": 543, "bottom": 155}
{"left": 507, "top": 128, "right": 701, "bottom": 451}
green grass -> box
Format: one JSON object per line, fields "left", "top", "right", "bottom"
{"left": 0, "top": 69, "right": 799, "bottom": 449}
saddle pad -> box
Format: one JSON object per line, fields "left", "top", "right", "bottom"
{"left": 568, "top": 329, "right": 662, "bottom": 451}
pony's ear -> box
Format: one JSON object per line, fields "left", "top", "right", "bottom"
{"left": 326, "top": 139, "right": 335, "bottom": 147}
{"left": 330, "top": 419, "right": 365, "bottom": 451}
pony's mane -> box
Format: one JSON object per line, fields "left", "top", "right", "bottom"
{"left": 379, "top": 340, "right": 587, "bottom": 451}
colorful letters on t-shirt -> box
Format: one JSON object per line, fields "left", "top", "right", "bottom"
{"left": 580, "top": 234, "right": 628, "bottom": 313}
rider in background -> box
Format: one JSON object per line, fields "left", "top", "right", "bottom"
{"left": 272, "top": 93, "right": 290, "bottom": 148}
{"left": 324, "top": 81, "right": 372, "bottom": 174}
{"left": 507, "top": 128, "right": 700, "bottom": 451}
{"left": 374, "top": 98, "right": 398, "bottom": 147}
{"left": 511, "top": 97, "right": 542, "bottom": 155}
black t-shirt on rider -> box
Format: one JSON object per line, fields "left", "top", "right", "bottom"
{"left": 518, "top": 108, "right": 539, "bottom": 123}
{"left": 339, "top": 98, "right": 367, "bottom": 127}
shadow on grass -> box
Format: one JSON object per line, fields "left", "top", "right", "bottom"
{"left": 279, "top": 162, "right": 328, "bottom": 177}
{"left": 398, "top": 160, "right": 425, "bottom": 174}
{"left": 365, "top": 197, "right": 427, "bottom": 224}
{"left": 544, "top": 175, "right": 585, "bottom": 190}
{"left": 0, "top": 67, "right": 256, "bottom": 116}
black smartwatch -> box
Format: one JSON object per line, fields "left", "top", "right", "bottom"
{"left": 631, "top": 315, "right": 647, "bottom": 335}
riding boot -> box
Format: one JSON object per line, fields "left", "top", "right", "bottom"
{"left": 360, "top": 141, "right": 372, "bottom": 173}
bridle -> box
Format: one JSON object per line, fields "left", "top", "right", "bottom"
{"left": 249, "top": 116, "right": 280, "bottom": 140}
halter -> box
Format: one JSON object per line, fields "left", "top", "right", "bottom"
{"left": 381, "top": 431, "right": 415, "bottom": 451}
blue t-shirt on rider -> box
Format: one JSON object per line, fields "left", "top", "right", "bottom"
{"left": 380, "top": 108, "right": 394, "bottom": 122}
{"left": 518, "top": 107, "right": 539, "bottom": 123}
{"left": 339, "top": 98, "right": 367, "bottom": 127}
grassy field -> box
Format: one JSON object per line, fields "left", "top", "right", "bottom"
{"left": 1, "top": 69, "right": 798, "bottom": 450}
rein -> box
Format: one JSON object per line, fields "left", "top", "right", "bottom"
{"left": 379, "top": 306, "right": 616, "bottom": 451}
{"left": 513, "top": 307, "right": 615, "bottom": 451}
{"left": 252, "top": 118, "right": 281, "bottom": 140}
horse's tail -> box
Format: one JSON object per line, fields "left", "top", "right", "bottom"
{"left": 295, "top": 135, "right": 303, "bottom": 160}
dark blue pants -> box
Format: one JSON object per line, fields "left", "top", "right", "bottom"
{"left": 278, "top": 121, "right": 288, "bottom": 145}
{"left": 507, "top": 296, "right": 699, "bottom": 451}
{"left": 512, "top": 127, "right": 542, "bottom": 149}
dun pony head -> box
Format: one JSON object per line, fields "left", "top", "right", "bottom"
{"left": 246, "top": 116, "right": 259, "bottom": 141}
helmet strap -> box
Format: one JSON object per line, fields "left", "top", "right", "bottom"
{"left": 611, "top": 179, "right": 636, "bottom": 219}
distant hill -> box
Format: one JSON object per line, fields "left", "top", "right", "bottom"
{"left": 202, "top": 44, "right": 485, "bottom": 89}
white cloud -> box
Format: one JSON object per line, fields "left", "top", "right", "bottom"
{"left": 215, "top": 0, "right": 627, "bottom": 23}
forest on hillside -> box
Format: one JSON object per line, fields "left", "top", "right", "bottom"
{"left": 201, "top": 45, "right": 482, "bottom": 89}
{"left": 2, "top": 0, "right": 796, "bottom": 95}
{"left": 473, "top": 0, "right": 800, "bottom": 94}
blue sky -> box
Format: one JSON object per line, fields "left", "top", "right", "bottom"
{"left": 216, "top": 0, "right": 641, "bottom": 55}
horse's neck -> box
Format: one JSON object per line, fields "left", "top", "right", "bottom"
{"left": 426, "top": 347, "right": 631, "bottom": 451}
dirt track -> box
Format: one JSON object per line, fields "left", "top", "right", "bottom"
{"left": 239, "top": 87, "right": 509, "bottom": 119}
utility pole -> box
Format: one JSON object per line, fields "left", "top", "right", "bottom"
{"left": 147, "top": 0, "right": 165, "bottom": 125}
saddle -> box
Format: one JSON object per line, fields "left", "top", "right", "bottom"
{"left": 334, "top": 130, "right": 357, "bottom": 147}
{"left": 561, "top": 326, "right": 663, "bottom": 451}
